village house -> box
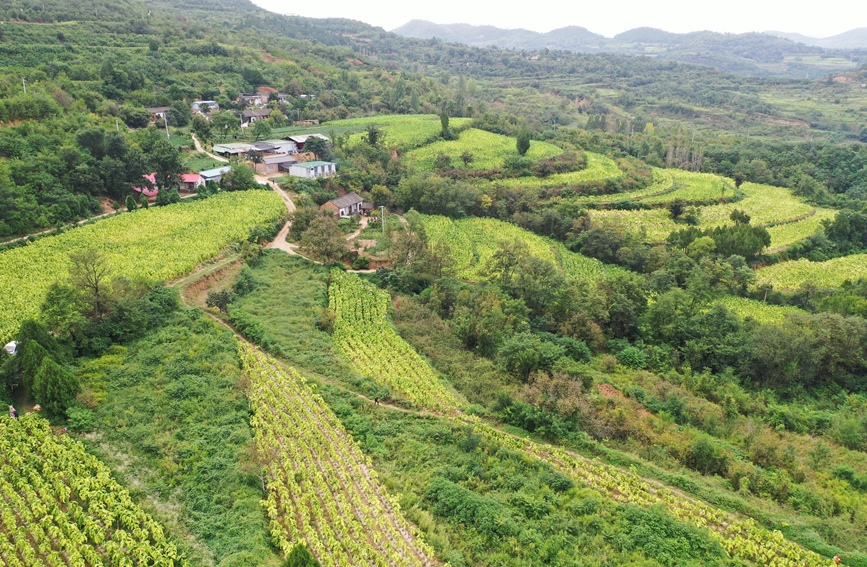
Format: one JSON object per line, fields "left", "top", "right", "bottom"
{"left": 191, "top": 100, "right": 219, "bottom": 114}
{"left": 287, "top": 161, "right": 336, "bottom": 179}
{"left": 131, "top": 173, "right": 203, "bottom": 198}
{"left": 199, "top": 166, "right": 234, "bottom": 185}
{"left": 239, "top": 92, "right": 269, "bottom": 106}
{"left": 254, "top": 154, "right": 298, "bottom": 176}
{"left": 320, "top": 192, "right": 364, "bottom": 218}
{"left": 283, "top": 134, "right": 329, "bottom": 152}
{"left": 241, "top": 109, "right": 272, "bottom": 125}
{"left": 146, "top": 106, "right": 170, "bottom": 122}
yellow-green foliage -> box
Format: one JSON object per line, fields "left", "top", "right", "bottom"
{"left": 766, "top": 209, "right": 836, "bottom": 250}
{"left": 756, "top": 254, "right": 867, "bottom": 290}
{"left": 329, "top": 270, "right": 463, "bottom": 412}
{"left": 717, "top": 296, "right": 806, "bottom": 325}
{"left": 700, "top": 183, "right": 814, "bottom": 229}
{"left": 589, "top": 208, "right": 679, "bottom": 242}
{"left": 329, "top": 113, "right": 472, "bottom": 148}
{"left": 588, "top": 182, "right": 827, "bottom": 247}
{"left": 0, "top": 191, "right": 285, "bottom": 343}
{"left": 642, "top": 170, "right": 734, "bottom": 203}
{"left": 491, "top": 151, "right": 621, "bottom": 189}
{"left": 0, "top": 414, "right": 182, "bottom": 564}
{"left": 420, "top": 215, "right": 616, "bottom": 282}
{"left": 405, "top": 128, "right": 563, "bottom": 170}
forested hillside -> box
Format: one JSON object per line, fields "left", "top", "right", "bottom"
{"left": 2, "top": 0, "right": 867, "bottom": 566}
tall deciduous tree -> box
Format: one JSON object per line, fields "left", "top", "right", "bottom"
{"left": 68, "top": 249, "right": 111, "bottom": 321}
{"left": 299, "top": 215, "right": 345, "bottom": 263}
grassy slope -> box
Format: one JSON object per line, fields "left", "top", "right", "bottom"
{"left": 78, "top": 310, "right": 281, "bottom": 566}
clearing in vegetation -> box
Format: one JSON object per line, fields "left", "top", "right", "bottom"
{"left": 0, "top": 414, "right": 182, "bottom": 567}
{"left": 328, "top": 270, "right": 463, "bottom": 412}
{"left": 0, "top": 190, "right": 285, "bottom": 344}
{"left": 239, "top": 344, "right": 438, "bottom": 567}
{"left": 404, "top": 128, "right": 563, "bottom": 171}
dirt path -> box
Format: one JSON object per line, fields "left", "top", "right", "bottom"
{"left": 345, "top": 216, "right": 369, "bottom": 240}
{"left": 191, "top": 134, "right": 229, "bottom": 163}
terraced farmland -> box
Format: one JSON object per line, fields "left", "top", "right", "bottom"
{"left": 766, "top": 208, "right": 836, "bottom": 251}
{"left": 489, "top": 151, "right": 621, "bottom": 189}
{"left": 420, "top": 215, "right": 616, "bottom": 282}
{"left": 329, "top": 270, "right": 463, "bottom": 411}
{"left": 0, "top": 191, "right": 285, "bottom": 345}
{"left": 642, "top": 169, "right": 735, "bottom": 204}
{"left": 405, "top": 128, "right": 563, "bottom": 171}
{"left": 756, "top": 254, "right": 867, "bottom": 290}
{"left": 586, "top": 182, "right": 831, "bottom": 249}
{"left": 330, "top": 114, "right": 473, "bottom": 148}
{"left": 240, "top": 344, "right": 438, "bottom": 567}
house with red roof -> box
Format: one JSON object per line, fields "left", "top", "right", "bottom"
{"left": 131, "top": 173, "right": 203, "bottom": 199}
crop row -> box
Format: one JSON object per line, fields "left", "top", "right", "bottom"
{"left": 328, "top": 270, "right": 461, "bottom": 411}
{"left": 239, "top": 344, "right": 438, "bottom": 567}
{"left": 0, "top": 414, "right": 182, "bottom": 567}
{"left": 0, "top": 190, "right": 286, "bottom": 344}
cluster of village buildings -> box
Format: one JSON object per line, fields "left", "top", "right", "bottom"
{"left": 140, "top": 89, "right": 368, "bottom": 217}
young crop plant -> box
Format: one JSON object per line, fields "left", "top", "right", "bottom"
{"left": 0, "top": 414, "right": 183, "bottom": 566}
{"left": 0, "top": 191, "right": 285, "bottom": 344}
{"left": 239, "top": 344, "right": 439, "bottom": 567}
{"left": 328, "top": 270, "right": 463, "bottom": 412}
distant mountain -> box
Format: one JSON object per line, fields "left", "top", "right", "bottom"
{"left": 767, "top": 27, "right": 867, "bottom": 49}
{"left": 392, "top": 20, "right": 866, "bottom": 78}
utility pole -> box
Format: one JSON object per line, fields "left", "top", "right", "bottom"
{"left": 22, "top": 78, "right": 27, "bottom": 94}
{"left": 380, "top": 206, "right": 386, "bottom": 236}
{"left": 164, "top": 115, "right": 170, "bottom": 139}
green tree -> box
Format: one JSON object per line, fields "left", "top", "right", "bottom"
{"left": 206, "top": 289, "right": 234, "bottom": 313}
{"left": 440, "top": 112, "right": 451, "bottom": 139}
{"left": 250, "top": 119, "right": 272, "bottom": 141}
{"left": 125, "top": 195, "right": 138, "bottom": 211}
{"left": 516, "top": 131, "right": 531, "bottom": 156}
{"left": 68, "top": 249, "right": 112, "bottom": 321}
{"left": 299, "top": 215, "right": 345, "bottom": 263}
{"left": 211, "top": 110, "right": 240, "bottom": 141}
{"left": 221, "top": 165, "right": 259, "bottom": 191}
{"left": 32, "top": 356, "right": 80, "bottom": 418}
{"left": 304, "top": 137, "right": 330, "bottom": 160}
{"left": 366, "top": 124, "right": 382, "bottom": 148}
{"left": 168, "top": 100, "right": 191, "bottom": 127}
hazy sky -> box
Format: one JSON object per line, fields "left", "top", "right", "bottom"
{"left": 250, "top": 0, "right": 861, "bottom": 38}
